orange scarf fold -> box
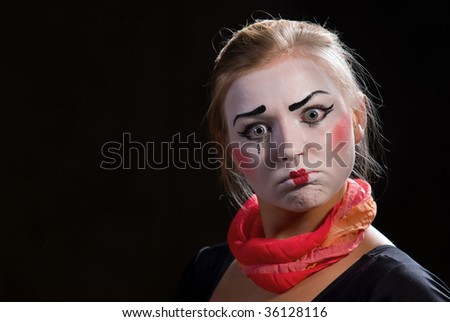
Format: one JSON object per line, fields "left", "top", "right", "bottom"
{"left": 227, "top": 179, "right": 376, "bottom": 293}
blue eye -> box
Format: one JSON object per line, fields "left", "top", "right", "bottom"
{"left": 238, "top": 123, "right": 271, "bottom": 140}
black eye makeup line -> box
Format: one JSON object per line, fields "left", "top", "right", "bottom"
{"left": 288, "top": 90, "right": 330, "bottom": 112}
{"left": 237, "top": 122, "right": 270, "bottom": 140}
{"left": 233, "top": 105, "right": 266, "bottom": 127}
{"left": 303, "top": 104, "right": 334, "bottom": 126}
{"left": 232, "top": 89, "right": 331, "bottom": 127}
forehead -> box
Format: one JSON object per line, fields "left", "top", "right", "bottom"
{"left": 224, "top": 56, "right": 340, "bottom": 116}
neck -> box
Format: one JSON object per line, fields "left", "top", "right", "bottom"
{"left": 258, "top": 184, "right": 347, "bottom": 239}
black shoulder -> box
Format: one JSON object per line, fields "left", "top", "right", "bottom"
{"left": 195, "top": 242, "right": 232, "bottom": 266}
{"left": 315, "top": 245, "right": 450, "bottom": 302}
{"left": 174, "top": 242, "right": 233, "bottom": 301}
{"left": 369, "top": 247, "right": 450, "bottom": 301}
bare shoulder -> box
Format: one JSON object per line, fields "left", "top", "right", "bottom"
{"left": 364, "top": 225, "right": 395, "bottom": 248}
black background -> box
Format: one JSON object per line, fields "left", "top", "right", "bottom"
{"left": 1, "top": 0, "right": 449, "bottom": 301}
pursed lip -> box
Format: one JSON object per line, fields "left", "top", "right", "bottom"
{"left": 278, "top": 168, "right": 317, "bottom": 185}
{"left": 289, "top": 168, "right": 307, "bottom": 178}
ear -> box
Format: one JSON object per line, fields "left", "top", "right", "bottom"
{"left": 353, "top": 94, "right": 367, "bottom": 145}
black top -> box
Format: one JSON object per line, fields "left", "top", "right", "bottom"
{"left": 175, "top": 243, "right": 450, "bottom": 301}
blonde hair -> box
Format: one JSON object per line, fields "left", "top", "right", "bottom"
{"left": 207, "top": 19, "right": 384, "bottom": 208}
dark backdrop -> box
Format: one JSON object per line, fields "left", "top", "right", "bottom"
{"left": 1, "top": 1, "right": 448, "bottom": 301}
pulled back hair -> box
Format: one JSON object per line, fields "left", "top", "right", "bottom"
{"left": 207, "top": 19, "right": 384, "bottom": 208}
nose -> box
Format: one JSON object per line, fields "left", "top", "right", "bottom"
{"left": 270, "top": 121, "right": 304, "bottom": 162}
{"left": 280, "top": 144, "right": 303, "bottom": 161}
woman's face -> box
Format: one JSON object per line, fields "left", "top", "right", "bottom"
{"left": 224, "top": 55, "right": 362, "bottom": 212}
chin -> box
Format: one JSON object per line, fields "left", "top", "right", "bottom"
{"left": 280, "top": 187, "right": 326, "bottom": 211}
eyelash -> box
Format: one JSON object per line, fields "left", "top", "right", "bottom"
{"left": 237, "top": 122, "right": 271, "bottom": 140}
{"left": 301, "top": 104, "right": 334, "bottom": 125}
{"left": 237, "top": 104, "right": 334, "bottom": 140}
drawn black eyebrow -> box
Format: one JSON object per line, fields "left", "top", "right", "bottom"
{"left": 233, "top": 105, "right": 266, "bottom": 126}
{"left": 288, "top": 90, "right": 330, "bottom": 112}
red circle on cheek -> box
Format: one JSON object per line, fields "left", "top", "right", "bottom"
{"left": 233, "top": 148, "right": 248, "bottom": 164}
{"left": 232, "top": 148, "right": 257, "bottom": 177}
{"left": 331, "top": 116, "right": 352, "bottom": 147}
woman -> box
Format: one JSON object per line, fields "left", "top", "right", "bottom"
{"left": 175, "top": 18, "right": 450, "bottom": 301}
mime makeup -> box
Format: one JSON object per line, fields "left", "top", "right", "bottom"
{"left": 288, "top": 90, "right": 330, "bottom": 112}
{"left": 233, "top": 105, "right": 266, "bottom": 126}
{"left": 224, "top": 55, "right": 357, "bottom": 212}
{"left": 331, "top": 115, "right": 352, "bottom": 148}
{"left": 289, "top": 168, "right": 309, "bottom": 186}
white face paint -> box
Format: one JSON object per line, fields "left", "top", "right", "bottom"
{"left": 225, "top": 55, "right": 359, "bottom": 212}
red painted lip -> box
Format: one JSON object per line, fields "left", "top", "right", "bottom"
{"left": 289, "top": 168, "right": 307, "bottom": 178}
{"left": 288, "top": 168, "right": 311, "bottom": 186}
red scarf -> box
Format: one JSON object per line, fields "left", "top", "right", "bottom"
{"left": 227, "top": 179, "right": 376, "bottom": 294}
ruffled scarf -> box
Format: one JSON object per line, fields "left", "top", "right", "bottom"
{"left": 227, "top": 178, "right": 376, "bottom": 294}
